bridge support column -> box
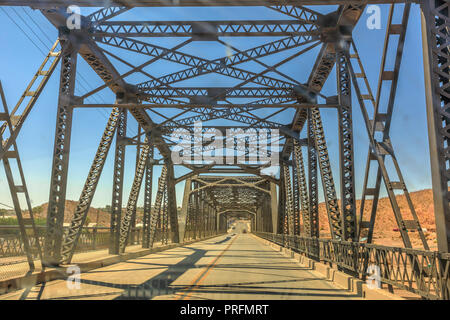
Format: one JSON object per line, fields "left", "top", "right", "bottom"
{"left": 166, "top": 163, "right": 179, "bottom": 243}
{"left": 293, "top": 140, "right": 310, "bottom": 236}
{"left": 214, "top": 209, "right": 218, "bottom": 234}
{"left": 307, "top": 109, "right": 319, "bottom": 238}
{"left": 216, "top": 209, "right": 221, "bottom": 233}
{"left": 130, "top": 126, "right": 142, "bottom": 245}
{"left": 266, "top": 195, "right": 273, "bottom": 233}
{"left": 421, "top": 0, "right": 450, "bottom": 253}
{"left": 256, "top": 207, "right": 262, "bottom": 232}
{"left": 142, "top": 145, "right": 154, "bottom": 248}
{"left": 270, "top": 182, "right": 278, "bottom": 234}
{"left": 179, "top": 178, "right": 192, "bottom": 243}
{"left": 119, "top": 136, "right": 150, "bottom": 253}
{"left": 60, "top": 107, "right": 121, "bottom": 263}
{"left": 337, "top": 47, "right": 357, "bottom": 241}
{"left": 260, "top": 203, "right": 265, "bottom": 232}
{"left": 44, "top": 40, "right": 78, "bottom": 266}
{"left": 110, "top": 108, "right": 127, "bottom": 254}
{"left": 192, "top": 181, "right": 198, "bottom": 239}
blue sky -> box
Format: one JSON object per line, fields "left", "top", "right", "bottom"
{"left": 0, "top": 3, "right": 431, "bottom": 209}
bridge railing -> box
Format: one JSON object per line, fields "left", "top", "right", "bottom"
{"left": 0, "top": 225, "right": 223, "bottom": 282}
{"left": 254, "top": 232, "right": 450, "bottom": 300}
{"left": 0, "top": 226, "right": 145, "bottom": 264}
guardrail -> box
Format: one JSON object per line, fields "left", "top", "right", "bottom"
{"left": 0, "top": 226, "right": 224, "bottom": 283}
{"left": 254, "top": 232, "right": 450, "bottom": 300}
{"left": 0, "top": 225, "right": 219, "bottom": 263}
{"left": 0, "top": 226, "right": 144, "bottom": 260}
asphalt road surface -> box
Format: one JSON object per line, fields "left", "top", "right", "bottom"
{"left": 0, "top": 225, "right": 361, "bottom": 300}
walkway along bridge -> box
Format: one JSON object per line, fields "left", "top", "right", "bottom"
{"left": 0, "top": 0, "right": 449, "bottom": 300}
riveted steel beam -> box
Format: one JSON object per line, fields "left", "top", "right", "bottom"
{"left": 110, "top": 108, "right": 127, "bottom": 254}
{"left": 60, "top": 107, "right": 120, "bottom": 263}
{"left": 142, "top": 145, "right": 154, "bottom": 248}
{"left": 421, "top": 0, "right": 450, "bottom": 253}
{"left": 337, "top": 48, "right": 357, "bottom": 242}
{"left": 43, "top": 40, "right": 78, "bottom": 266}
{"left": 94, "top": 20, "right": 318, "bottom": 38}
{"left": 0, "top": 0, "right": 415, "bottom": 7}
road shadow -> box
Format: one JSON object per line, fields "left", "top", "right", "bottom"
{"left": 214, "top": 236, "right": 232, "bottom": 244}
{"left": 36, "top": 247, "right": 208, "bottom": 300}
{"left": 113, "top": 247, "right": 207, "bottom": 300}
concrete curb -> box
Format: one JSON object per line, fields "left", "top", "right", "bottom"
{"left": 253, "top": 235, "right": 405, "bottom": 300}
{"left": 0, "top": 234, "right": 223, "bottom": 295}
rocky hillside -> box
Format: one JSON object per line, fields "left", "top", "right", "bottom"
{"left": 28, "top": 200, "right": 112, "bottom": 227}
{"left": 315, "top": 189, "right": 437, "bottom": 249}
{"left": 25, "top": 189, "right": 438, "bottom": 249}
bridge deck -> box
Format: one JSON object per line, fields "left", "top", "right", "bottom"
{"left": 0, "top": 232, "right": 361, "bottom": 300}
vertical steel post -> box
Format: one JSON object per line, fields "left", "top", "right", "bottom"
{"left": 142, "top": 145, "right": 154, "bottom": 248}
{"left": 131, "top": 125, "right": 142, "bottom": 244}
{"left": 293, "top": 140, "right": 310, "bottom": 236}
{"left": 337, "top": 47, "right": 357, "bottom": 241}
{"left": 421, "top": 0, "right": 450, "bottom": 253}
{"left": 110, "top": 107, "right": 127, "bottom": 254}
{"left": 44, "top": 40, "right": 77, "bottom": 266}
{"left": 179, "top": 178, "right": 192, "bottom": 243}
{"left": 166, "top": 163, "right": 179, "bottom": 242}
{"left": 307, "top": 109, "right": 319, "bottom": 238}
{"left": 270, "top": 182, "right": 278, "bottom": 234}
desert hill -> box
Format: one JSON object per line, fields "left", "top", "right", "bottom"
{"left": 26, "top": 189, "right": 438, "bottom": 249}
{"left": 315, "top": 188, "right": 437, "bottom": 249}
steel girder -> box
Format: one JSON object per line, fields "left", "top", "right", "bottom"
{"left": 282, "top": 163, "right": 295, "bottom": 235}
{"left": 136, "top": 35, "right": 317, "bottom": 91}
{"left": 110, "top": 108, "right": 127, "bottom": 254}
{"left": 293, "top": 140, "right": 310, "bottom": 236}
{"left": 422, "top": 0, "right": 450, "bottom": 253}
{"left": 161, "top": 178, "right": 169, "bottom": 244}
{"left": 0, "top": 0, "right": 416, "bottom": 7}
{"left": 166, "top": 163, "right": 179, "bottom": 242}
{"left": 148, "top": 165, "right": 168, "bottom": 248}
{"left": 307, "top": 110, "right": 319, "bottom": 238}
{"left": 179, "top": 177, "right": 192, "bottom": 242}
{"left": 311, "top": 107, "right": 342, "bottom": 239}
{"left": 337, "top": 48, "right": 357, "bottom": 242}
{"left": 88, "top": 6, "right": 130, "bottom": 24}
{"left": 278, "top": 165, "right": 287, "bottom": 235}
{"left": 291, "top": 143, "right": 301, "bottom": 234}
{"left": 43, "top": 40, "right": 78, "bottom": 266}
{"left": 267, "top": 5, "right": 323, "bottom": 21}
{"left": 142, "top": 146, "right": 154, "bottom": 248}
{"left": 94, "top": 20, "right": 318, "bottom": 37}
{"left": 119, "top": 137, "right": 150, "bottom": 253}
{"left": 60, "top": 108, "right": 120, "bottom": 263}
{"left": 98, "top": 36, "right": 307, "bottom": 90}
{"left": 142, "top": 87, "right": 296, "bottom": 100}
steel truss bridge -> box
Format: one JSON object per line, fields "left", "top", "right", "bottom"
{"left": 0, "top": 0, "right": 449, "bottom": 300}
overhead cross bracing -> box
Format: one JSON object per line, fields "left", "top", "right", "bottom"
{"left": 0, "top": 1, "right": 417, "bottom": 6}
{"left": 0, "top": 0, "right": 449, "bottom": 300}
